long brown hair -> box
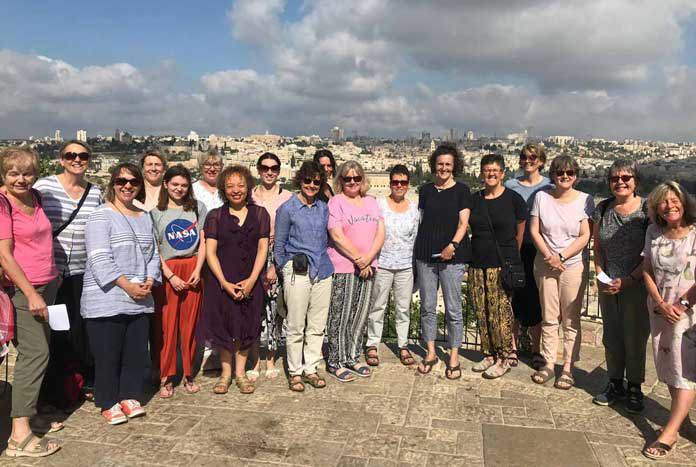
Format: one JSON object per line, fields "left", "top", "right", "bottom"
{"left": 157, "top": 165, "right": 198, "bottom": 215}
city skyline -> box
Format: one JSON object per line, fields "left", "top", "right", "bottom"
{"left": 2, "top": 1, "right": 696, "bottom": 141}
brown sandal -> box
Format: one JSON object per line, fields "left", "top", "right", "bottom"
{"left": 289, "top": 375, "right": 305, "bottom": 392}
{"left": 235, "top": 376, "right": 255, "bottom": 394}
{"left": 554, "top": 371, "right": 575, "bottom": 390}
{"left": 365, "top": 346, "right": 379, "bottom": 366}
{"left": 399, "top": 348, "right": 416, "bottom": 366}
{"left": 303, "top": 373, "right": 326, "bottom": 389}
{"left": 531, "top": 367, "right": 554, "bottom": 385}
{"left": 213, "top": 376, "right": 232, "bottom": 394}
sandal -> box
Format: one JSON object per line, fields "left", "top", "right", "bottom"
{"left": 303, "top": 373, "right": 327, "bottom": 389}
{"left": 349, "top": 364, "right": 371, "bottom": 378}
{"left": 365, "top": 346, "right": 379, "bottom": 366}
{"left": 643, "top": 436, "right": 679, "bottom": 460}
{"left": 472, "top": 356, "right": 495, "bottom": 373}
{"left": 183, "top": 379, "right": 200, "bottom": 394}
{"left": 235, "top": 376, "right": 256, "bottom": 394}
{"left": 531, "top": 352, "right": 546, "bottom": 371}
{"left": 507, "top": 352, "right": 519, "bottom": 368}
{"left": 48, "top": 422, "right": 64, "bottom": 433}
{"left": 213, "top": 376, "right": 232, "bottom": 395}
{"left": 329, "top": 367, "right": 357, "bottom": 383}
{"left": 554, "top": 371, "right": 575, "bottom": 390}
{"left": 245, "top": 370, "right": 260, "bottom": 383}
{"left": 531, "top": 367, "right": 554, "bottom": 385}
{"left": 418, "top": 357, "right": 439, "bottom": 375}
{"left": 159, "top": 381, "right": 174, "bottom": 399}
{"left": 399, "top": 348, "right": 416, "bottom": 366}
{"left": 288, "top": 375, "right": 305, "bottom": 392}
{"left": 445, "top": 364, "right": 462, "bottom": 380}
{"left": 5, "top": 433, "right": 61, "bottom": 458}
{"left": 483, "top": 361, "right": 511, "bottom": 380}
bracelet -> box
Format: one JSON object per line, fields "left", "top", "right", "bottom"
{"left": 166, "top": 273, "right": 174, "bottom": 281}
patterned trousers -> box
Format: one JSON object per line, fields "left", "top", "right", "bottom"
{"left": 469, "top": 267, "right": 514, "bottom": 358}
{"left": 325, "top": 272, "right": 374, "bottom": 371}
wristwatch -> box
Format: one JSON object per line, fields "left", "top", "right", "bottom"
{"left": 679, "top": 298, "right": 693, "bottom": 310}
{"left": 450, "top": 241, "right": 460, "bottom": 248}
{"left": 558, "top": 253, "right": 566, "bottom": 263}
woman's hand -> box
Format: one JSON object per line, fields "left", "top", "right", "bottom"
{"left": 187, "top": 270, "right": 201, "bottom": 288}
{"left": 545, "top": 253, "right": 566, "bottom": 271}
{"left": 222, "top": 280, "right": 243, "bottom": 300}
{"left": 169, "top": 275, "right": 188, "bottom": 292}
{"left": 440, "top": 244, "right": 455, "bottom": 261}
{"left": 236, "top": 277, "right": 256, "bottom": 299}
{"left": 354, "top": 255, "right": 370, "bottom": 270}
{"left": 27, "top": 291, "right": 48, "bottom": 320}
{"left": 656, "top": 301, "right": 683, "bottom": 324}
{"left": 359, "top": 266, "right": 374, "bottom": 279}
{"left": 123, "top": 282, "right": 150, "bottom": 300}
{"left": 265, "top": 265, "right": 277, "bottom": 285}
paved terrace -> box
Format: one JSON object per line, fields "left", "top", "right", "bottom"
{"left": 1, "top": 339, "right": 696, "bottom": 467}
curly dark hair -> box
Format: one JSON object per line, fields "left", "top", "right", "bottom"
{"left": 217, "top": 164, "right": 254, "bottom": 204}
{"left": 389, "top": 164, "right": 410, "bottom": 181}
{"left": 313, "top": 149, "right": 336, "bottom": 175}
{"left": 293, "top": 160, "right": 326, "bottom": 189}
{"left": 428, "top": 142, "right": 464, "bottom": 177}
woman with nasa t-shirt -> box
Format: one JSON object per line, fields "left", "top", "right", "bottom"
{"left": 150, "top": 166, "right": 207, "bottom": 398}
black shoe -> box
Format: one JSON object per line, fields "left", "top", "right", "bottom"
{"left": 625, "top": 384, "right": 644, "bottom": 413}
{"left": 593, "top": 380, "right": 626, "bottom": 406}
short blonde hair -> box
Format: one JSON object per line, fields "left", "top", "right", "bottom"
{"left": 0, "top": 146, "right": 40, "bottom": 180}
{"left": 333, "top": 160, "right": 370, "bottom": 196}
{"left": 647, "top": 181, "right": 696, "bottom": 228}
{"left": 198, "top": 150, "right": 223, "bottom": 169}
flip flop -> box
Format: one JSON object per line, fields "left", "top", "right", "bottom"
{"left": 418, "top": 357, "right": 439, "bottom": 375}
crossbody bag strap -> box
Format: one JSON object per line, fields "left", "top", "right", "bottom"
{"left": 53, "top": 183, "right": 93, "bottom": 238}
{"left": 479, "top": 191, "right": 507, "bottom": 267}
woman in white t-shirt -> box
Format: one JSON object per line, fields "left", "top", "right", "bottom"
{"left": 529, "top": 155, "right": 594, "bottom": 390}
{"left": 192, "top": 151, "right": 224, "bottom": 211}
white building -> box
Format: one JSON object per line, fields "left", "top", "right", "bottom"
{"left": 188, "top": 131, "right": 199, "bottom": 143}
{"left": 76, "top": 129, "right": 87, "bottom": 142}
{"left": 54, "top": 130, "right": 62, "bottom": 142}
{"left": 331, "top": 126, "right": 344, "bottom": 142}
{"left": 466, "top": 130, "right": 475, "bottom": 141}
{"left": 549, "top": 135, "right": 575, "bottom": 146}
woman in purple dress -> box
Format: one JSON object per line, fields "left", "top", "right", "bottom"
{"left": 197, "top": 165, "right": 270, "bottom": 395}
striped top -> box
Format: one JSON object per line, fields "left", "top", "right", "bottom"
{"left": 34, "top": 175, "right": 102, "bottom": 277}
{"left": 81, "top": 205, "right": 161, "bottom": 319}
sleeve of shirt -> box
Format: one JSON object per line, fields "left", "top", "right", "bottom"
{"left": 327, "top": 197, "right": 344, "bottom": 231}
{"left": 197, "top": 202, "right": 208, "bottom": 232}
{"left": 258, "top": 206, "right": 271, "bottom": 239}
{"left": 0, "top": 195, "right": 12, "bottom": 240}
{"left": 584, "top": 194, "right": 596, "bottom": 220}
{"left": 642, "top": 224, "right": 655, "bottom": 260}
{"left": 150, "top": 211, "right": 163, "bottom": 246}
{"left": 530, "top": 191, "right": 542, "bottom": 217}
{"left": 418, "top": 186, "right": 426, "bottom": 210}
{"left": 145, "top": 218, "right": 162, "bottom": 284}
{"left": 273, "top": 203, "right": 291, "bottom": 270}
{"left": 85, "top": 210, "right": 123, "bottom": 288}
{"left": 512, "top": 192, "right": 527, "bottom": 221}
{"left": 590, "top": 199, "right": 606, "bottom": 224}
{"left": 371, "top": 197, "right": 384, "bottom": 220}
{"left": 205, "top": 208, "right": 219, "bottom": 240}
{"left": 458, "top": 183, "right": 472, "bottom": 211}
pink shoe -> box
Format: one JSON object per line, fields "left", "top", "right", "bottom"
{"left": 102, "top": 404, "right": 128, "bottom": 425}
{"left": 119, "top": 400, "right": 145, "bottom": 418}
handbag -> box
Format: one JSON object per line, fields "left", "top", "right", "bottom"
{"left": 479, "top": 192, "right": 525, "bottom": 292}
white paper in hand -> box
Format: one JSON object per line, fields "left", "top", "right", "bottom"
{"left": 47, "top": 304, "right": 70, "bottom": 331}
{"left": 596, "top": 271, "right": 614, "bottom": 285}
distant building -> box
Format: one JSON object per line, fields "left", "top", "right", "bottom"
{"left": 114, "top": 128, "right": 123, "bottom": 142}
{"left": 54, "top": 130, "right": 62, "bottom": 142}
{"left": 76, "top": 129, "right": 87, "bottom": 142}
{"left": 331, "top": 126, "right": 344, "bottom": 142}
{"left": 421, "top": 131, "right": 431, "bottom": 142}
{"left": 549, "top": 135, "right": 575, "bottom": 146}
{"left": 188, "top": 131, "right": 199, "bottom": 143}
{"left": 447, "top": 128, "right": 457, "bottom": 142}
{"left": 466, "top": 130, "right": 475, "bottom": 141}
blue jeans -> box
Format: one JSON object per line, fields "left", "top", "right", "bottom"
{"left": 416, "top": 260, "right": 466, "bottom": 349}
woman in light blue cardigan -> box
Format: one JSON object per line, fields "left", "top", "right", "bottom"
{"left": 82, "top": 163, "right": 160, "bottom": 425}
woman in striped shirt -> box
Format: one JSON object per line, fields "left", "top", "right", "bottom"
{"left": 35, "top": 139, "right": 102, "bottom": 406}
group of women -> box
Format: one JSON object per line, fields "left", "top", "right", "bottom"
{"left": 0, "top": 141, "right": 695, "bottom": 461}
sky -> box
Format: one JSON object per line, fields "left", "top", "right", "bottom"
{"left": 2, "top": 0, "right": 696, "bottom": 141}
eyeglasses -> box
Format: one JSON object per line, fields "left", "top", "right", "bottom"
{"left": 519, "top": 154, "right": 538, "bottom": 162}
{"left": 63, "top": 152, "right": 90, "bottom": 161}
{"left": 203, "top": 163, "right": 223, "bottom": 169}
{"left": 390, "top": 180, "right": 409, "bottom": 187}
{"left": 258, "top": 165, "right": 281, "bottom": 173}
{"left": 555, "top": 170, "right": 576, "bottom": 178}
{"left": 302, "top": 178, "right": 322, "bottom": 187}
{"left": 609, "top": 175, "right": 634, "bottom": 184}
{"left": 342, "top": 175, "right": 363, "bottom": 184}
{"left": 113, "top": 177, "right": 141, "bottom": 187}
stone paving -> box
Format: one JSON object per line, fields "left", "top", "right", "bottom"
{"left": 1, "top": 342, "right": 696, "bottom": 467}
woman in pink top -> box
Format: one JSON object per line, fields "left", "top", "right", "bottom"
{"left": 247, "top": 152, "right": 292, "bottom": 381}
{"left": 529, "top": 155, "right": 594, "bottom": 390}
{"left": 0, "top": 147, "right": 61, "bottom": 458}
{"left": 325, "top": 161, "right": 385, "bottom": 382}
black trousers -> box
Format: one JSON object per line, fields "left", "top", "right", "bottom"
{"left": 41, "top": 274, "right": 94, "bottom": 406}
{"left": 86, "top": 313, "right": 149, "bottom": 410}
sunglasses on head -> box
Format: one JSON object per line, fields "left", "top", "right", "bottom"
{"left": 113, "top": 177, "right": 141, "bottom": 187}
{"left": 390, "top": 180, "right": 409, "bottom": 187}
{"left": 342, "top": 175, "right": 363, "bottom": 184}
{"left": 519, "top": 154, "right": 538, "bottom": 162}
{"left": 258, "top": 164, "right": 281, "bottom": 173}
{"left": 302, "top": 178, "right": 322, "bottom": 187}
{"left": 63, "top": 152, "right": 90, "bottom": 161}
{"left": 609, "top": 175, "right": 634, "bottom": 184}
{"left": 555, "top": 170, "right": 576, "bottom": 178}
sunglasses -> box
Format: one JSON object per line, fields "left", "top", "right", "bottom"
{"left": 342, "top": 175, "right": 363, "bottom": 184}
{"left": 302, "top": 178, "right": 322, "bottom": 187}
{"left": 113, "top": 177, "right": 141, "bottom": 187}
{"left": 258, "top": 165, "right": 281, "bottom": 173}
{"left": 519, "top": 154, "right": 538, "bottom": 162}
{"left": 390, "top": 180, "right": 409, "bottom": 187}
{"left": 555, "top": 170, "right": 576, "bottom": 178}
{"left": 63, "top": 152, "right": 90, "bottom": 161}
{"left": 609, "top": 175, "right": 634, "bottom": 184}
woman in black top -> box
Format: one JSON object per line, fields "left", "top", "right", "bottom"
{"left": 314, "top": 149, "right": 336, "bottom": 203}
{"left": 414, "top": 143, "right": 471, "bottom": 380}
{"left": 468, "top": 154, "right": 526, "bottom": 379}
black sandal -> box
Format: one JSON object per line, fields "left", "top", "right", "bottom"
{"left": 365, "top": 346, "right": 379, "bottom": 366}
{"left": 417, "top": 357, "right": 439, "bottom": 374}
{"left": 445, "top": 364, "right": 462, "bottom": 380}
{"left": 289, "top": 375, "right": 305, "bottom": 392}
{"left": 303, "top": 373, "right": 326, "bottom": 389}
{"left": 399, "top": 348, "right": 416, "bottom": 366}
{"left": 507, "top": 352, "right": 519, "bottom": 367}
{"left": 531, "top": 352, "right": 546, "bottom": 371}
